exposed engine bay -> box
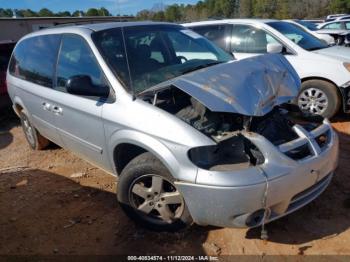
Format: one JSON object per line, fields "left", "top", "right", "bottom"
{"left": 141, "top": 86, "right": 324, "bottom": 170}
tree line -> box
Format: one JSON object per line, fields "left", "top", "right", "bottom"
{"left": 0, "top": 7, "right": 113, "bottom": 18}
{"left": 136, "top": 0, "right": 350, "bottom": 22}
{"left": 1, "top": 0, "right": 350, "bottom": 21}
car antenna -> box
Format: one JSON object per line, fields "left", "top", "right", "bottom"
{"left": 121, "top": 27, "right": 136, "bottom": 100}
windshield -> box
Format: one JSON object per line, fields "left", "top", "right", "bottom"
{"left": 268, "top": 21, "right": 328, "bottom": 51}
{"left": 92, "top": 25, "right": 232, "bottom": 94}
{"left": 296, "top": 20, "right": 318, "bottom": 31}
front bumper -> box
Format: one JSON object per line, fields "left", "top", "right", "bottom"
{"left": 176, "top": 119, "right": 339, "bottom": 228}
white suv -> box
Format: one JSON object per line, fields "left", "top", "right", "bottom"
{"left": 184, "top": 19, "right": 350, "bottom": 118}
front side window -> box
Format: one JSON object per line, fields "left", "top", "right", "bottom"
{"left": 9, "top": 35, "right": 61, "bottom": 87}
{"left": 230, "top": 24, "right": 279, "bottom": 53}
{"left": 56, "top": 34, "right": 106, "bottom": 93}
{"left": 268, "top": 21, "right": 328, "bottom": 51}
{"left": 191, "top": 24, "right": 230, "bottom": 51}
{"left": 345, "top": 22, "right": 350, "bottom": 30}
{"left": 92, "top": 25, "right": 232, "bottom": 94}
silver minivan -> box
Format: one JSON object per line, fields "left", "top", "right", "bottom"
{"left": 7, "top": 22, "right": 339, "bottom": 231}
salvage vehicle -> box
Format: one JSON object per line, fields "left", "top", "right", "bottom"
{"left": 7, "top": 22, "right": 339, "bottom": 231}
{"left": 325, "top": 14, "right": 350, "bottom": 22}
{"left": 317, "top": 19, "right": 350, "bottom": 45}
{"left": 324, "top": 14, "right": 348, "bottom": 22}
{"left": 185, "top": 19, "right": 350, "bottom": 118}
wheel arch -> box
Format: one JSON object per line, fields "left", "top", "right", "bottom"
{"left": 109, "top": 130, "right": 196, "bottom": 182}
{"left": 301, "top": 77, "right": 342, "bottom": 98}
{"left": 12, "top": 96, "right": 27, "bottom": 116}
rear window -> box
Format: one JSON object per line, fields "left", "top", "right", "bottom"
{"left": 9, "top": 35, "right": 61, "bottom": 87}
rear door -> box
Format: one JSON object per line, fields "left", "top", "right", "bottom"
{"left": 8, "top": 35, "right": 62, "bottom": 143}
{"left": 52, "top": 34, "right": 111, "bottom": 169}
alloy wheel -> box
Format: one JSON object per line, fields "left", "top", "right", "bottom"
{"left": 298, "top": 87, "right": 329, "bottom": 115}
{"left": 129, "top": 174, "right": 184, "bottom": 224}
{"left": 22, "top": 115, "right": 35, "bottom": 146}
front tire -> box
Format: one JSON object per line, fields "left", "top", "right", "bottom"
{"left": 117, "top": 152, "right": 192, "bottom": 231}
{"left": 297, "top": 80, "right": 341, "bottom": 118}
{"left": 19, "top": 111, "right": 49, "bottom": 150}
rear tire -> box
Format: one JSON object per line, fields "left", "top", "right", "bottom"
{"left": 297, "top": 80, "right": 341, "bottom": 118}
{"left": 117, "top": 152, "right": 192, "bottom": 231}
{"left": 19, "top": 111, "right": 50, "bottom": 150}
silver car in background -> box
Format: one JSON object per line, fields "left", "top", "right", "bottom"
{"left": 7, "top": 22, "right": 339, "bottom": 231}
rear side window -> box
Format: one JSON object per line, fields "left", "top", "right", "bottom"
{"left": 191, "top": 25, "right": 230, "bottom": 51}
{"left": 9, "top": 35, "right": 61, "bottom": 87}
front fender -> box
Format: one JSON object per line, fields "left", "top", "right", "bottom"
{"left": 107, "top": 129, "right": 198, "bottom": 183}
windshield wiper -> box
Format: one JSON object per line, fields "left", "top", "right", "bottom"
{"left": 181, "top": 61, "right": 222, "bottom": 75}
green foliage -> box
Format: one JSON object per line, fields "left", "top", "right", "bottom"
{"left": 135, "top": 0, "right": 350, "bottom": 21}
{"left": 165, "top": 4, "right": 182, "bottom": 22}
{"left": 0, "top": 7, "right": 112, "bottom": 17}
{"left": 98, "top": 7, "right": 112, "bottom": 16}
{"left": 38, "top": 8, "right": 54, "bottom": 17}
{"left": 330, "top": 0, "right": 350, "bottom": 13}
{"left": 86, "top": 8, "right": 99, "bottom": 16}
{"left": 1, "top": 1, "right": 350, "bottom": 20}
{"left": 0, "top": 8, "right": 14, "bottom": 17}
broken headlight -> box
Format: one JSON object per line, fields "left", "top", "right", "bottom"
{"left": 188, "top": 135, "right": 264, "bottom": 171}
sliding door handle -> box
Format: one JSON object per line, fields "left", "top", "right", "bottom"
{"left": 42, "top": 102, "right": 51, "bottom": 111}
{"left": 52, "top": 106, "right": 63, "bottom": 115}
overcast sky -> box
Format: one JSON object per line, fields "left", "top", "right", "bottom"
{"left": 0, "top": 0, "right": 199, "bottom": 15}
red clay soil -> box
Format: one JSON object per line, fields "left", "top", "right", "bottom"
{"left": 0, "top": 110, "right": 349, "bottom": 256}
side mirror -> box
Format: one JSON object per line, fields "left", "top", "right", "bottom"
{"left": 267, "top": 43, "right": 283, "bottom": 54}
{"left": 66, "top": 75, "right": 109, "bottom": 98}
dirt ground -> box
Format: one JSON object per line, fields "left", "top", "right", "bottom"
{"left": 0, "top": 108, "right": 350, "bottom": 256}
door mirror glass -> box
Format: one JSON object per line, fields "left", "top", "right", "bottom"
{"left": 267, "top": 43, "right": 283, "bottom": 54}
{"left": 66, "top": 75, "right": 109, "bottom": 97}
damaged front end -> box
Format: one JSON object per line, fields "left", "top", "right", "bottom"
{"left": 139, "top": 54, "right": 339, "bottom": 228}
{"left": 140, "top": 54, "right": 317, "bottom": 170}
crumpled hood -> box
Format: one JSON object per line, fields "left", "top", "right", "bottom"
{"left": 312, "top": 46, "right": 350, "bottom": 62}
{"left": 171, "top": 54, "right": 301, "bottom": 116}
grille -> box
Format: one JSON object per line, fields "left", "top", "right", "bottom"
{"left": 278, "top": 121, "right": 331, "bottom": 161}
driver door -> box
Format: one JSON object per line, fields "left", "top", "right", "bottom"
{"left": 52, "top": 34, "right": 110, "bottom": 169}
